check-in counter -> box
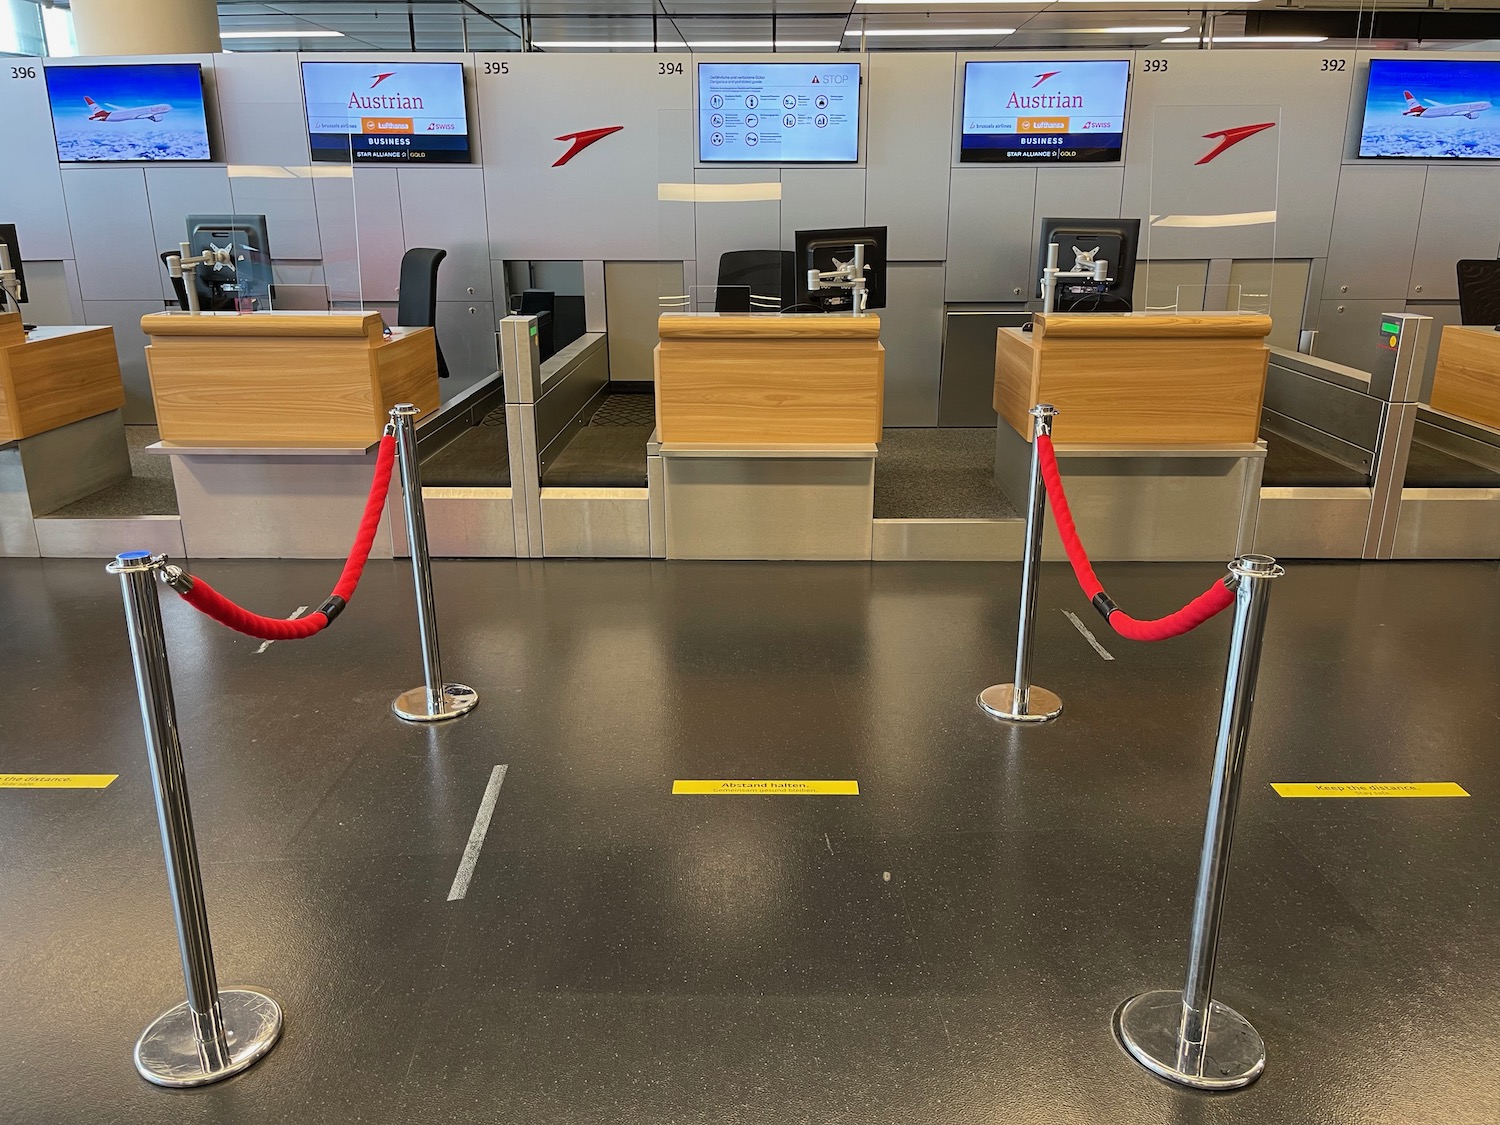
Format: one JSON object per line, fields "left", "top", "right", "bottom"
{"left": 993, "top": 312, "right": 1271, "bottom": 561}
{"left": 1394, "top": 323, "right": 1500, "bottom": 558}
{"left": 140, "top": 310, "right": 439, "bottom": 558}
{"left": 0, "top": 312, "right": 130, "bottom": 557}
{"left": 654, "top": 313, "right": 885, "bottom": 560}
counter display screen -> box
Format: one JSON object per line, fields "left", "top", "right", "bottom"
{"left": 960, "top": 60, "right": 1130, "bottom": 164}
{"left": 1359, "top": 58, "right": 1500, "bottom": 159}
{"left": 44, "top": 63, "right": 211, "bottom": 163}
{"left": 698, "top": 62, "right": 860, "bottom": 163}
{"left": 302, "top": 62, "right": 470, "bottom": 163}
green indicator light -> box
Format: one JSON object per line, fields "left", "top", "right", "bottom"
{"left": 530, "top": 325, "right": 538, "bottom": 337}
{"left": 1381, "top": 321, "right": 1400, "bottom": 334}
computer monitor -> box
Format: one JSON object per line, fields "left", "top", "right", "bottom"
{"left": 186, "top": 214, "right": 272, "bottom": 311}
{"left": 793, "top": 226, "right": 887, "bottom": 313}
{"left": 1036, "top": 217, "right": 1140, "bottom": 312}
{"left": 0, "top": 223, "right": 25, "bottom": 310}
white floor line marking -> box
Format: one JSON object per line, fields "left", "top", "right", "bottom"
{"left": 254, "top": 606, "right": 308, "bottom": 654}
{"left": 1062, "top": 609, "right": 1115, "bottom": 661}
{"left": 824, "top": 832, "right": 834, "bottom": 855}
{"left": 447, "top": 764, "right": 508, "bottom": 902}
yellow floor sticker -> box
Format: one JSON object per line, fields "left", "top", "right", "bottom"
{"left": 0, "top": 773, "right": 118, "bottom": 789}
{"left": 1272, "top": 782, "right": 1468, "bottom": 798}
{"left": 673, "top": 779, "right": 858, "bottom": 796}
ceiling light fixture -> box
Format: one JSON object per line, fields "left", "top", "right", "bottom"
{"left": 220, "top": 29, "right": 346, "bottom": 39}
{"left": 532, "top": 40, "right": 840, "bottom": 49}
{"left": 844, "top": 27, "right": 1017, "bottom": 37}
{"left": 1078, "top": 27, "right": 1192, "bottom": 34}
{"left": 1160, "top": 34, "right": 1326, "bottom": 43}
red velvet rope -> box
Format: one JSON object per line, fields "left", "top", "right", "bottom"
{"left": 174, "top": 433, "right": 397, "bottom": 641}
{"left": 1035, "top": 433, "right": 1234, "bottom": 642}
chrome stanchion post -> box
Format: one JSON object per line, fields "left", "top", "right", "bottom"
{"left": 106, "top": 551, "right": 282, "bottom": 1088}
{"left": 979, "top": 403, "right": 1062, "bottom": 723}
{"left": 389, "top": 404, "right": 478, "bottom": 722}
{"left": 1117, "top": 554, "right": 1284, "bottom": 1091}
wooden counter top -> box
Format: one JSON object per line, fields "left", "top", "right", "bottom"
{"left": 0, "top": 312, "right": 125, "bottom": 443}
{"left": 1429, "top": 324, "right": 1500, "bottom": 432}
{"left": 659, "top": 312, "right": 881, "bottom": 340}
{"left": 995, "top": 311, "right": 1272, "bottom": 445}
{"left": 141, "top": 310, "right": 438, "bottom": 446}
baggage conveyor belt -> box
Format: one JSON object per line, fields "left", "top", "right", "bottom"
{"left": 421, "top": 407, "right": 511, "bottom": 488}
{"left": 540, "top": 390, "right": 653, "bottom": 488}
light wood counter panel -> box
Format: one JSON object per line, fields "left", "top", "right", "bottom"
{"left": 0, "top": 312, "right": 126, "bottom": 443}
{"left": 656, "top": 313, "right": 884, "bottom": 444}
{"left": 141, "top": 310, "right": 438, "bottom": 446}
{"left": 1429, "top": 325, "right": 1500, "bottom": 432}
{"left": 995, "top": 312, "right": 1272, "bottom": 445}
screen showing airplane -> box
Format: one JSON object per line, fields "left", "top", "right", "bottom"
{"left": 961, "top": 60, "right": 1130, "bottom": 164}
{"left": 302, "top": 62, "right": 471, "bottom": 163}
{"left": 1360, "top": 58, "right": 1500, "bottom": 159}
{"left": 698, "top": 62, "right": 861, "bottom": 163}
{"left": 44, "top": 63, "right": 210, "bottom": 163}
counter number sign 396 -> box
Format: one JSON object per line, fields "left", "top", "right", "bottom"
{"left": 10, "top": 66, "right": 38, "bottom": 79}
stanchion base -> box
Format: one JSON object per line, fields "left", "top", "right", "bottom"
{"left": 978, "top": 684, "right": 1062, "bottom": 723}
{"left": 393, "top": 683, "right": 479, "bottom": 723}
{"left": 135, "top": 988, "right": 283, "bottom": 1088}
{"left": 1117, "top": 989, "right": 1265, "bottom": 1090}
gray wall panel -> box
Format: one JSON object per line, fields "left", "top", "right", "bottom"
{"left": 351, "top": 168, "right": 406, "bottom": 301}
{"left": 779, "top": 169, "right": 867, "bottom": 250}
{"left": 3, "top": 60, "right": 73, "bottom": 261}
{"left": 1323, "top": 164, "right": 1426, "bottom": 301}
{"left": 477, "top": 54, "right": 693, "bottom": 260}
{"left": 1314, "top": 298, "right": 1399, "bottom": 375}
{"left": 881, "top": 265, "right": 947, "bottom": 426}
{"left": 945, "top": 168, "right": 1036, "bottom": 301}
{"left": 436, "top": 300, "right": 499, "bottom": 397}
{"left": 83, "top": 299, "right": 164, "bottom": 422}
{"left": 211, "top": 52, "right": 311, "bottom": 167}
{"left": 1409, "top": 167, "right": 1500, "bottom": 302}
{"left": 866, "top": 53, "right": 954, "bottom": 262}
{"left": 16, "top": 262, "right": 83, "bottom": 326}
{"left": 398, "top": 166, "right": 492, "bottom": 301}
{"left": 605, "top": 261, "right": 679, "bottom": 383}
{"left": 312, "top": 172, "right": 360, "bottom": 301}
{"left": 61, "top": 169, "right": 162, "bottom": 302}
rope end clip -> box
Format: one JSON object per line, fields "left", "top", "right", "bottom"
{"left": 159, "top": 563, "right": 194, "bottom": 595}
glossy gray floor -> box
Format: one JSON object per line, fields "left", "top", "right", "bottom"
{"left": 2, "top": 557, "right": 1497, "bottom": 1125}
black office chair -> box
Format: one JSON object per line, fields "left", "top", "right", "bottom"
{"left": 159, "top": 251, "right": 190, "bottom": 311}
{"left": 716, "top": 250, "right": 796, "bottom": 313}
{"left": 397, "top": 247, "right": 449, "bottom": 378}
{"left": 1457, "top": 260, "right": 1500, "bottom": 326}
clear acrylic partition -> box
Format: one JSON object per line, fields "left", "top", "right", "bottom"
{"left": 1143, "top": 104, "right": 1281, "bottom": 325}
{"left": 220, "top": 130, "right": 360, "bottom": 314}
{"left": 657, "top": 102, "right": 786, "bottom": 316}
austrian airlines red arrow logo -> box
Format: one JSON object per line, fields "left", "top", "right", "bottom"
{"left": 370, "top": 72, "right": 396, "bottom": 89}
{"left": 1196, "top": 121, "right": 1276, "bottom": 165}
{"left": 552, "top": 125, "right": 624, "bottom": 167}
{"left": 1031, "top": 71, "right": 1060, "bottom": 88}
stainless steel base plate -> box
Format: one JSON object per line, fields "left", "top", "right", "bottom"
{"left": 134, "top": 988, "right": 283, "bottom": 1088}
{"left": 978, "top": 683, "right": 1062, "bottom": 723}
{"left": 393, "top": 683, "right": 479, "bottom": 723}
{"left": 1117, "top": 989, "right": 1265, "bottom": 1090}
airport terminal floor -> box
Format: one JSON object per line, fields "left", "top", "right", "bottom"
{"left": 2, "top": 554, "right": 1497, "bottom": 1125}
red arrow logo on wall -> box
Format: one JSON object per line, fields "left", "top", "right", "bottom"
{"left": 553, "top": 125, "right": 625, "bottom": 167}
{"left": 1196, "top": 121, "right": 1276, "bottom": 165}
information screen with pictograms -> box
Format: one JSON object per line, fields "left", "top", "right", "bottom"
{"left": 698, "top": 62, "right": 860, "bottom": 163}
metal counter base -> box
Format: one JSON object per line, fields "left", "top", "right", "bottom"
{"left": 152, "top": 442, "right": 395, "bottom": 561}
{"left": 1, "top": 409, "right": 131, "bottom": 557}
{"left": 994, "top": 422, "right": 1265, "bottom": 563}
{"left": 1252, "top": 486, "right": 1374, "bottom": 559}
{"left": 394, "top": 487, "right": 517, "bottom": 558}
{"left": 661, "top": 444, "right": 877, "bottom": 561}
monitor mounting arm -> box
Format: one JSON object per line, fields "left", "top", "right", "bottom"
{"left": 806, "top": 243, "right": 870, "bottom": 317}
{"left": 0, "top": 244, "right": 21, "bottom": 310}
{"left": 165, "top": 241, "right": 234, "bottom": 314}
{"left": 1041, "top": 241, "right": 1112, "bottom": 315}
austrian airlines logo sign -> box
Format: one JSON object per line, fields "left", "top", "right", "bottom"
{"left": 369, "top": 72, "right": 396, "bottom": 89}
{"left": 1196, "top": 121, "right": 1276, "bottom": 165}
{"left": 552, "top": 125, "right": 624, "bottom": 167}
{"left": 1031, "top": 71, "right": 1060, "bottom": 88}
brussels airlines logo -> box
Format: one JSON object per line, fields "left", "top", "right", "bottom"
{"left": 1196, "top": 121, "right": 1276, "bottom": 165}
{"left": 1032, "top": 71, "right": 1060, "bottom": 88}
{"left": 552, "top": 125, "right": 624, "bottom": 167}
